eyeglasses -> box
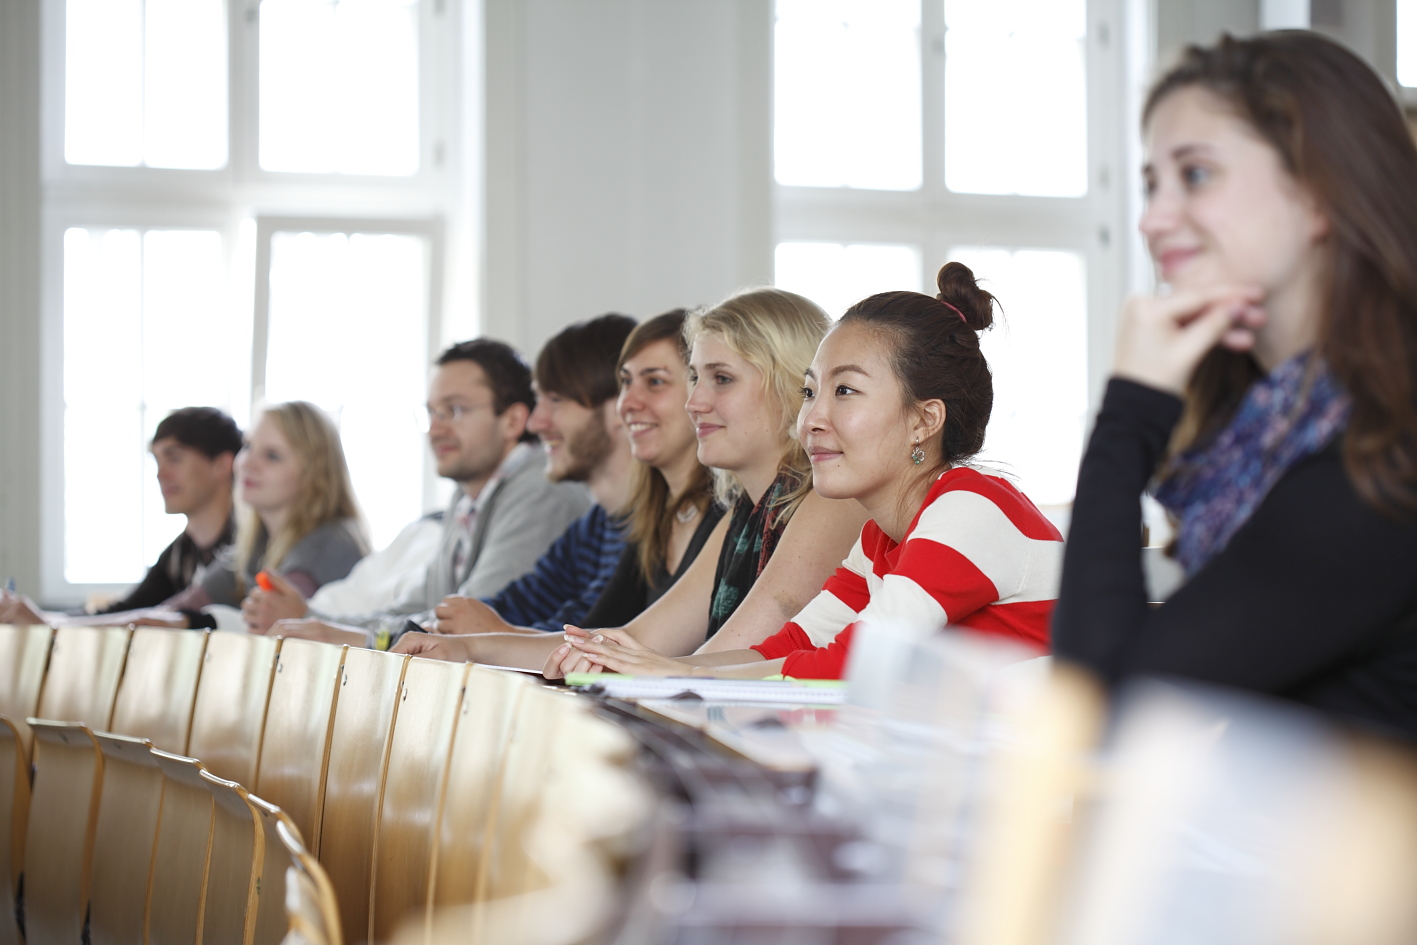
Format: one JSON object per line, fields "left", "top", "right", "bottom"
{"left": 425, "top": 402, "right": 494, "bottom": 425}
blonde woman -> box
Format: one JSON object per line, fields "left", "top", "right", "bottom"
{"left": 397, "top": 287, "right": 870, "bottom": 671}
{"left": 138, "top": 401, "right": 368, "bottom": 629}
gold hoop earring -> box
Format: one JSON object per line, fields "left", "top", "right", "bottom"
{"left": 910, "top": 438, "right": 925, "bottom": 466}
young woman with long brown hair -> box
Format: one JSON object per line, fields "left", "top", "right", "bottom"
{"left": 1053, "top": 32, "right": 1417, "bottom": 742}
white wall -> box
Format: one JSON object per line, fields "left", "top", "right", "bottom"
{"left": 482, "top": 0, "right": 774, "bottom": 355}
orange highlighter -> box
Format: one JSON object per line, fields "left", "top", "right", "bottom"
{"left": 255, "top": 571, "right": 275, "bottom": 592}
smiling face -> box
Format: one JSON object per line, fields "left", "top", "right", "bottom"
{"left": 151, "top": 438, "right": 233, "bottom": 516}
{"left": 685, "top": 333, "right": 784, "bottom": 491}
{"left": 427, "top": 360, "right": 522, "bottom": 486}
{"left": 798, "top": 323, "right": 933, "bottom": 508}
{"left": 1141, "top": 87, "right": 1329, "bottom": 312}
{"left": 617, "top": 338, "right": 697, "bottom": 470}
{"left": 527, "top": 388, "right": 615, "bottom": 483}
{"left": 235, "top": 414, "right": 303, "bottom": 516}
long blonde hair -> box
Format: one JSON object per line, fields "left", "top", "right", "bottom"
{"left": 235, "top": 401, "right": 366, "bottom": 587}
{"left": 684, "top": 287, "right": 829, "bottom": 521}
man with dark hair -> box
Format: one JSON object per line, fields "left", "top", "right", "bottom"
{"left": 102, "top": 407, "right": 243, "bottom": 613}
{"left": 245, "top": 338, "right": 591, "bottom": 643}
{"left": 390, "top": 313, "right": 639, "bottom": 658}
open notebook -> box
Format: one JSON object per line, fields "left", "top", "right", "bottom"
{"left": 563, "top": 674, "right": 847, "bottom": 704}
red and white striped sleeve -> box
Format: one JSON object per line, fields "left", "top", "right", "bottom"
{"left": 752, "top": 532, "right": 873, "bottom": 659}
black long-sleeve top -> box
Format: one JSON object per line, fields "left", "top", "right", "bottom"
{"left": 1054, "top": 378, "right": 1417, "bottom": 744}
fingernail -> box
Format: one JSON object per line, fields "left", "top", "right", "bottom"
{"left": 593, "top": 635, "right": 604, "bottom": 643}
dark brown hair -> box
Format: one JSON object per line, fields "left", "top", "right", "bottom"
{"left": 535, "top": 313, "right": 637, "bottom": 408}
{"left": 436, "top": 338, "right": 538, "bottom": 443}
{"left": 618, "top": 310, "right": 714, "bottom": 579}
{"left": 838, "top": 261, "right": 998, "bottom": 470}
{"left": 1146, "top": 32, "right": 1417, "bottom": 512}
{"left": 152, "top": 407, "right": 243, "bottom": 459}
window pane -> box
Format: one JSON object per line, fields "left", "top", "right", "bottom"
{"left": 259, "top": 0, "right": 421, "bottom": 176}
{"left": 264, "top": 231, "right": 429, "bottom": 549}
{"left": 1400, "top": 0, "right": 1417, "bottom": 87}
{"left": 774, "top": 242, "right": 923, "bottom": 319}
{"left": 774, "top": 0, "right": 922, "bottom": 190}
{"left": 63, "top": 227, "right": 235, "bottom": 584}
{"left": 949, "top": 246, "right": 1088, "bottom": 505}
{"left": 64, "top": 0, "right": 227, "bottom": 169}
{"left": 943, "top": 0, "right": 1088, "bottom": 197}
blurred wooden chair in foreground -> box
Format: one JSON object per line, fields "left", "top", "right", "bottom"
{"left": 109, "top": 627, "right": 209, "bottom": 753}
{"left": 188, "top": 634, "right": 281, "bottom": 787}
{"left": 23, "top": 721, "right": 105, "bottom": 945}
{"left": 89, "top": 733, "right": 165, "bottom": 945}
{"left": 37, "top": 626, "right": 130, "bottom": 732}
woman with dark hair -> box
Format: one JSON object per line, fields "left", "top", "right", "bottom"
{"left": 563, "top": 262, "right": 1063, "bottom": 679}
{"left": 1053, "top": 32, "right": 1417, "bottom": 741}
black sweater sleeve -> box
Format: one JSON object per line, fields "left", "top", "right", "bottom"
{"left": 1054, "top": 379, "right": 1417, "bottom": 727}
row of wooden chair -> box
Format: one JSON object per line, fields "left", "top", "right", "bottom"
{"left": 0, "top": 625, "right": 649, "bottom": 945}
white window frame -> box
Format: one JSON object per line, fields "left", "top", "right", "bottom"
{"left": 773, "top": 0, "right": 1133, "bottom": 488}
{"left": 38, "top": 0, "right": 463, "bottom": 604}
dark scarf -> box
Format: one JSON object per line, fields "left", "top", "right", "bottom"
{"left": 1153, "top": 351, "right": 1351, "bottom": 575}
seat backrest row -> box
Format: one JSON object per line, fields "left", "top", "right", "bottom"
{"left": 0, "top": 624, "right": 637, "bottom": 945}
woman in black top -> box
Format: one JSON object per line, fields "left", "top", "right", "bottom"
{"left": 1054, "top": 32, "right": 1417, "bottom": 742}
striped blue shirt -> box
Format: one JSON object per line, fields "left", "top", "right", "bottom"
{"left": 480, "top": 504, "right": 626, "bottom": 632}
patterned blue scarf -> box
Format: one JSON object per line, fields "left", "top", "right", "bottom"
{"left": 1153, "top": 351, "right": 1351, "bottom": 575}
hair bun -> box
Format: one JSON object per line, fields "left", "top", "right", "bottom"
{"left": 935, "top": 261, "right": 997, "bottom": 332}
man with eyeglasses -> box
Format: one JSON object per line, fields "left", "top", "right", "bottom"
{"left": 241, "top": 338, "right": 590, "bottom": 641}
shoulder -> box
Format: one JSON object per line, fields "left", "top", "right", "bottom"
{"left": 291, "top": 519, "right": 367, "bottom": 559}
{"left": 494, "top": 453, "right": 591, "bottom": 507}
{"left": 912, "top": 467, "right": 1063, "bottom": 543}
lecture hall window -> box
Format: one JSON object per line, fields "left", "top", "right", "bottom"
{"left": 45, "top": 0, "right": 451, "bottom": 598}
{"left": 771, "top": 0, "right": 1113, "bottom": 509}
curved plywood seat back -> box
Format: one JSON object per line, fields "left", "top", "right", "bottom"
{"left": 187, "top": 634, "right": 280, "bottom": 787}
{"left": 110, "top": 628, "right": 210, "bottom": 753}
{"left": 0, "top": 720, "right": 28, "bottom": 945}
{"left": 0, "top": 625, "right": 54, "bottom": 760}
{"left": 36, "top": 627, "right": 131, "bottom": 732}
{"left": 319, "top": 648, "right": 407, "bottom": 945}
{"left": 255, "top": 640, "right": 345, "bottom": 851}
{"left": 276, "top": 811, "right": 343, "bottom": 945}
{"left": 247, "top": 796, "right": 301, "bottom": 945}
{"left": 369, "top": 658, "right": 470, "bottom": 944}
{"left": 199, "top": 770, "right": 263, "bottom": 945}
{"left": 89, "top": 734, "right": 165, "bottom": 945}
{"left": 148, "top": 750, "right": 217, "bottom": 945}
{"left": 23, "top": 721, "right": 104, "bottom": 945}
{"left": 430, "top": 668, "right": 530, "bottom": 908}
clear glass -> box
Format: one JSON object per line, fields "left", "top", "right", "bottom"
{"left": 943, "top": 0, "right": 1088, "bottom": 197}
{"left": 1400, "top": 0, "right": 1417, "bottom": 87}
{"left": 64, "top": 0, "right": 228, "bottom": 169}
{"left": 259, "top": 0, "right": 421, "bottom": 175}
{"left": 949, "top": 245, "right": 1088, "bottom": 506}
{"left": 774, "top": 242, "right": 923, "bottom": 320}
{"left": 264, "top": 230, "right": 429, "bottom": 549}
{"left": 63, "top": 227, "right": 234, "bottom": 584}
{"left": 774, "top": 0, "right": 922, "bottom": 190}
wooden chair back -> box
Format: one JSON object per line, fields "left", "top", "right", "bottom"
{"left": 36, "top": 626, "right": 130, "bottom": 730}
{"left": 254, "top": 639, "right": 344, "bottom": 850}
{"left": 200, "top": 769, "right": 263, "bottom": 945}
{"left": 187, "top": 633, "right": 280, "bottom": 786}
{"left": 276, "top": 814, "right": 343, "bottom": 945}
{"left": 0, "top": 720, "right": 28, "bottom": 945}
{"left": 0, "top": 624, "right": 54, "bottom": 759}
{"left": 23, "top": 721, "right": 104, "bottom": 945}
{"left": 148, "top": 749, "right": 216, "bottom": 945}
{"left": 429, "top": 667, "right": 529, "bottom": 908}
{"left": 318, "top": 648, "right": 407, "bottom": 945}
{"left": 247, "top": 795, "right": 299, "bottom": 945}
{"left": 369, "top": 659, "right": 469, "bottom": 943}
{"left": 109, "top": 627, "right": 209, "bottom": 752}
{"left": 89, "top": 733, "right": 165, "bottom": 945}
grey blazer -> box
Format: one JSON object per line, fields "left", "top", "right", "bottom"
{"left": 325, "top": 449, "right": 590, "bottom": 631}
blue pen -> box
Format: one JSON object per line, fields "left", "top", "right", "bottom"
{"left": 4, "top": 577, "right": 14, "bottom": 594}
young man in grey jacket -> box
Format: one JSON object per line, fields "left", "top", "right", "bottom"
{"left": 241, "top": 339, "right": 590, "bottom": 643}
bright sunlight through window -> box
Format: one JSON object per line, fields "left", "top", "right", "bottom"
{"left": 1399, "top": 0, "right": 1417, "bottom": 87}
{"left": 950, "top": 246, "right": 1087, "bottom": 506}
{"left": 64, "top": 0, "right": 228, "bottom": 168}
{"left": 63, "top": 228, "right": 240, "bottom": 583}
{"left": 263, "top": 231, "right": 429, "bottom": 550}
{"left": 943, "top": 0, "right": 1088, "bottom": 197}
{"left": 259, "top": 0, "right": 421, "bottom": 175}
{"left": 774, "top": 242, "right": 923, "bottom": 319}
{"left": 774, "top": 0, "right": 922, "bottom": 190}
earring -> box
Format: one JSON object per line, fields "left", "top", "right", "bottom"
{"left": 910, "top": 438, "right": 925, "bottom": 466}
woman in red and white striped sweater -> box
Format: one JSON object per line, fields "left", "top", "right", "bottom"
{"left": 558, "top": 262, "right": 1063, "bottom": 679}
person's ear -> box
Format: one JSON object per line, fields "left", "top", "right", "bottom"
{"left": 913, "top": 399, "right": 947, "bottom": 444}
{"left": 217, "top": 452, "right": 236, "bottom": 481}
{"left": 500, "top": 402, "right": 531, "bottom": 442}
